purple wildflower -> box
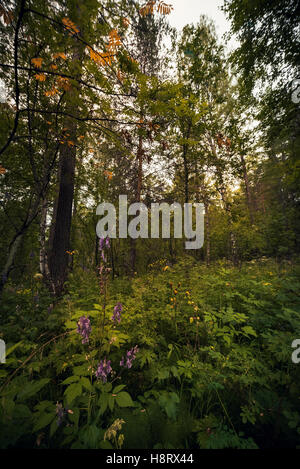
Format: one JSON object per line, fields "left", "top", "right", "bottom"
{"left": 95, "top": 358, "right": 112, "bottom": 383}
{"left": 76, "top": 316, "right": 91, "bottom": 344}
{"left": 99, "top": 237, "right": 105, "bottom": 251}
{"left": 56, "top": 402, "right": 65, "bottom": 426}
{"left": 111, "top": 302, "right": 123, "bottom": 323}
{"left": 120, "top": 345, "right": 139, "bottom": 369}
{"left": 99, "top": 236, "right": 110, "bottom": 252}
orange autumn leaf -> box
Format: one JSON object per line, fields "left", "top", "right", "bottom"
{"left": 158, "top": 2, "right": 173, "bottom": 14}
{"left": 44, "top": 87, "right": 59, "bottom": 97}
{"left": 225, "top": 137, "right": 231, "bottom": 148}
{"left": 62, "top": 17, "right": 80, "bottom": 35}
{"left": 0, "top": 5, "right": 13, "bottom": 25}
{"left": 53, "top": 52, "right": 67, "bottom": 60}
{"left": 31, "top": 57, "right": 43, "bottom": 68}
{"left": 50, "top": 64, "right": 58, "bottom": 70}
{"left": 89, "top": 47, "right": 114, "bottom": 67}
{"left": 117, "top": 70, "right": 124, "bottom": 82}
{"left": 78, "top": 135, "right": 85, "bottom": 140}
{"left": 140, "top": 1, "right": 173, "bottom": 16}
{"left": 0, "top": 165, "right": 7, "bottom": 175}
{"left": 140, "top": 0, "right": 155, "bottom": 16}
{"left": 46, "top": 121, "right": 52, "bottom": 125}
{"left": 56, "top": 76, "right": 71, "bottom": 91}
{"left": 67, "top": 140, "right": 75, "bottom": 146}
{"left": 35, "top": 73, "right": 46, "bottom": 82}
{"left": 104, "top": 170, "right": 113, "bottom": 180}
{"left": 107, "top": 29, "right": 122, "bottom": 51}
{"left": 122, "top": 17, "right": 130, "bottom": 27}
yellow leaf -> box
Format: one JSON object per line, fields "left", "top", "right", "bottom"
{"left": 44, "top": 87, "right": 58, "bottom": 97}
{"left": 62, "top": 17, "right": 80, "bottom": 35}
{"left": 104, "top": 170, "right": 113, "bottom": 180}
{"left": 53, "top": 52, "right": 67, "bottom": 60}
{"left": 56, "top": 76, "right": 71, "bottom": 91}
{"left": 31, "top": 58, "right": 43, "bottom": 68}
{"left": 35, "top": 73, "right": 46, "bottom": 82}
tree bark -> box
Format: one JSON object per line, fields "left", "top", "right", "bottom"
{"left": 240, "top": 153, "right": 254, "bottom": 224}
{"left": 204, "top": 201, "right": 211, "bottom": 266}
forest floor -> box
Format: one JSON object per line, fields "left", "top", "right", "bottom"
{"left": 1, "top": 256, "right": 300, "bottom": 448}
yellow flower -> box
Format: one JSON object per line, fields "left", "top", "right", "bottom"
{"left": 34, "top": 273, "right": 43, "bottom": 280}
{"left": 189, "top": 317, "right": 194, "bottom": 323}
{"left": 163, "top": 266, "right": 169, "bottom": 271}
{"left": 263, "top": 282, "right": 271, "bottom": 286}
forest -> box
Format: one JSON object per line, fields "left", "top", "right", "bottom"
{"left": 0, "top": 0, "right": 300, "bottom": 450}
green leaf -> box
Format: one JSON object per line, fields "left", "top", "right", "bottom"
{"left": 99, "top": 439, "right": 113, "bottom": 449}
{"left": 18, "top": 378, "right": 50, "bottom": 401}
{"left": 33, "top": 412, "right": 55, "bottom": 432}
{"left": 242, "top": 326, "right": 257, "bottom": 337}
{"left": 113, "top": 384, "right": 126, "bottom": 394}
{"left": 73, "top": 364, "right": 90, "bottom": 376}
{"left": 64, "top": 383, "right": 82, "bottom": 404}
{"left": 5, "top": 341, "right": 23, "bottom": 357}
{"left": 80, "top": 377, "right": 93, "bottom": 392}
{"left": 108, "top": 393, "right": 115, "bottom": 411}
{"left": 50, "top": 418, "right": 59, "bottom": 438}
{"left": 158, "top": 392, "right": 180, "bottom": 420}
{"left": 98, "top": 393, "right": 108, "bottom": 415}
{"left": 115, "top": 391, "right": 134, "bottom": 408}
{"left": 68, "top": 407, "right": 80, "bottom": 429}
{"left": 62, "top": 376, "right": 79, "bottom": 385}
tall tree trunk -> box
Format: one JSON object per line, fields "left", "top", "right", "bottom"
{"left": 39, "top": 198, "right": 50, "bottom": 277}
{"left": 183, "top": 145, "right": 189, "bottom": 204}
{"left": 130, "top": 122, "right": 143, "bottom": 274}
{"left": 219, "top": 185, "right": 238, "bottom": 266}
{"left": 48, "top": 124, "right": 77, "bottom": 295}
{"left": 48, "top": 14, "right": 83, "bottom": 295}
{"left": 0, "top": 232, "right": 24, "bottom": 293}
{"left": 240, "top": 153, "right": 254, "bottom": 224}
{"left": 204, "top": 201, "right": 211, "bottom": 266}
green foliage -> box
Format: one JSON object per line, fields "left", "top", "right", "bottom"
{"left": 1, "top": 258, "right": 300, "bottom": 448}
